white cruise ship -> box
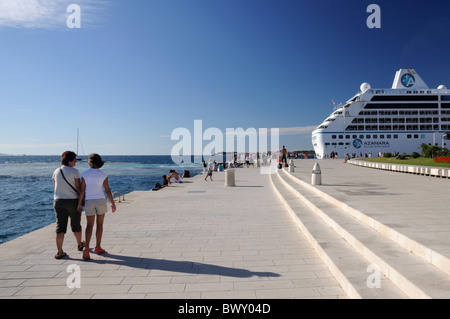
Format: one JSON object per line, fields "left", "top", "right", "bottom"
{"left": 312, "top": 68, "right": 450, "bottom": 159}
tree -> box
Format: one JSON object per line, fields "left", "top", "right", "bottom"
{"left": 419, "top": 143, "right": 449, "bottom": 158}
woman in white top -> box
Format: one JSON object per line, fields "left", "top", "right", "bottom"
{"left": 77, "top": 153, "right": 116, "bottom": 260}
{"left": 52, "top": 151, "right": 84, "bottom": 259}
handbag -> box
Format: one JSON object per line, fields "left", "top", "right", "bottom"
{"left": 60, "top": 168, "right": 85, "bottom": 206}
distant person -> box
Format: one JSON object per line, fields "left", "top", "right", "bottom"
{"left": 162, "top": 174, "right": 170, "bottom": 187}
{"left": 52, "top": 151, "right": 85, "bottom": 259}
{"left": 281, "top": 146, "right": 288, "bottom": 166}
{"left": 168, "top": 169, "right": 182, "bottom": 183}
{"left": 204, "top": 159, "right": 213, "bottom": 181}
{"left": 182, "top": 170, "right": 190, "bottom": 178}
{"left": 77, "top": 154, "right": 116, "bottom": 261}
{"left": 203, "top": 160, "right": 207, "bottom": 175}
{"left": 151, "top": 175, "right": 170, "bottom": 191}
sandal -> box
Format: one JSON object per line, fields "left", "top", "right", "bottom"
{"left": 94, "top": 246, "right": 106, "bottom": 254}
{"left": 78, "top": 241, "right": 86, "bottom": 251}
{"left": 54, "top": 252, "right": 68, "bottom": 259}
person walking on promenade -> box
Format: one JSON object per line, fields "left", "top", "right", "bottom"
{"left": 204, "top": 159, "right": 213, "bottom": 181}
{"left": 77, "top": 154, "right": 116, "bottom": 261}
{"left": 281, "top": 146, "right": 288, "bottom": 167}
{"left": 203, "top": 160, "right": 207, "bottom": 175}
{"left": 52, "top": 151, "right": 85, "bottom": 259}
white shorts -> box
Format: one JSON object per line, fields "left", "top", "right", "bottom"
{"left": 84, "top": 199, "right": 107, "bottom": 216}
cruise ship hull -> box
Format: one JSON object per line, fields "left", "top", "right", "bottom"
{"left": 312, "top": 68, "right": 450, "bottom": 159}
{"left": 313, "top": 130, "right": 446, "bottom": 159}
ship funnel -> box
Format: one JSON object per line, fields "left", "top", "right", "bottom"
{"left": 392, "top": 68, "right": 429, "bottom": 90}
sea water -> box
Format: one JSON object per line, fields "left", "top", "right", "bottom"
{"left": 0, "top": 155, "right": 202, "bottom": 245}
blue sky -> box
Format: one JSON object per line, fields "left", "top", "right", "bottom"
{"left": 0, "top": 0, "right": 449, "bottom": 155}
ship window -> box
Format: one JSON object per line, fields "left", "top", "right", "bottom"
{"left": 387, "top": 135, "right": 391, "bottom": 139}
{"left": 338, "top": 142, "right": 344, "bottom": 145}
{"left": 414, "top": 134, "right": 419, "bottom": 138}
{"left": 332, "top": 143, "right": 337, "bottom": 146}
{"left": 394, "top": 135, "right": 398, "bottom": 138}
{"left": 441, "top": 96, "right": 450, "bottom": 101}
{"left": 373, "top": 135, "right": 378, "bottom": 139}
{"left": 332, "top": 135, "right": 336, "bottom": 139}
{"left": 420, "top": 110, "right": 439, "bottom": 115}
{"left": 339, "top": 135, "right": 343, "bottom": 139}
{"left": 371, "top": 95, "right": 438, "bottom": 101}
{"left": 380, "top": 135, "right": 385, "bottom": 138}
{"left": 359, "top": 135, "right": 364, "bottom": 139}
{"left": 345, "top": 143, "right": 350, "bottom": 145}
{"left": 352, "top": 135, "right": 357, "bottom": 139}
{"left": 325, "top": 143, "right": 330, "bottom": 146}
{"left": 407, "top": 134, "right": 412, "bottom": 138}
{"left": 345, "top": 135, "right": 350, "bottom": 139}
{"left": 366, "top": 135, "right": 371, "bottom": 139}
{"left": 365, "top": 103, "right": 438, "bottom": 109}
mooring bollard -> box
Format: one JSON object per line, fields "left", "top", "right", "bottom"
{"left": 225, "top": 168, "right": 236, "bottom": 187}
{"left": 289, "top": 159, "right": 295, "bottom": 172}
{"left": 311, "top": 163, "right": 322, "bottom": 185}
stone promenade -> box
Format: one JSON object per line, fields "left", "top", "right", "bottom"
{"left": 0, "top": 165, "right": 347, "bottom": 299}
